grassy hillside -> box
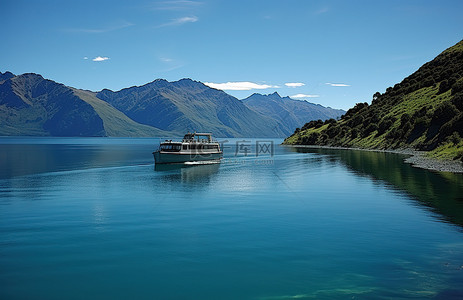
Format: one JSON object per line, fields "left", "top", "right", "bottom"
{"left": 73, "top": 89, "right": 169, "bottom": 137}
{"left": 0, "top": 73, "right": 105, "bottom": 136}
{"left": 284, "top": 40, "right": 463, "bottom": 162}
{"left": 0, "top": 73, "right": 170, "bottom": 137}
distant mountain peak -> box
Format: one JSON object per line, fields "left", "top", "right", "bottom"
{"left": 242, "top": 92, "right": 345, "bottom": 135}
{"left": 21, "top": 73, "right": 44, "bottom": 79}
{"left": 178, "top": 78, "right": 195, "bottom": 82}
{"left": 174, "top": 78, "right": 207, "bottom": 88}
{"left": 268, "top": 91, "right": 282, "bottom": 99}
{"left": 1, "top": 71, "right": 15, "bottom": 77}
{"left": 0, "top": 71, "right": 15, "bottom": 83}
{"left": 245, "top": 91, "right": 282, "bottom": 100}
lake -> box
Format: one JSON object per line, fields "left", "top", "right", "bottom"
{"left": 1, "top": 137, "right": 463, "bottom": 299}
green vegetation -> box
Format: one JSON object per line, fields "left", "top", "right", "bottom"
{"left": 284, "top": 40, "right": 463, "bottom": 162}
{"left": 73, "top": 89, "right": 168, "bottom": 137}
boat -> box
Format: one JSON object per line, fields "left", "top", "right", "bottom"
{"left": 153, "top": 132, "right": 223, "bottom": 164}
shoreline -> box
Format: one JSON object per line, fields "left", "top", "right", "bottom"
{"left": 282, "top": 144, "right": 463, "bottom": 174}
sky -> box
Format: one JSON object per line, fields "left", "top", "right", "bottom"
{"left": 1, "top": 0, "right": 462, "bottom": 110}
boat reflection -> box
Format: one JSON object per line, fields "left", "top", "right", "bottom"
{"left": 154, "top": 162, "right": 220, "bottom": 184}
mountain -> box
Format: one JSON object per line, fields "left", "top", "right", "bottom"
{"left": 0, "top": 72, "right": 167, "bottom": 137}
{"left": 0, "top": 73, "right": 105, "bottom": 136}
{"left": 284, "top": 39, "right": 463, "bottom": 161}
{"left": 0, "top": 71, "right": 15, "bottom": 83}
{"left": 72, "top": 89, "right": 169, "bottom": 137}
{"left": 0, "top": 72, "right": 346, "bottom": 138}
{"left": 242, "top": 92, "right": 345, "bottom": 135}
{"left": 96, "top": 79, "right": 287, "bottom": 137}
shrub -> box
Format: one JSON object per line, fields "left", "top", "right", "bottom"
{"left": 448, "top": 132, "right": 462, "bottom": 145}
{"left": 431, "top": 101, "right": 459, "bottom": 126}
{"left": 341, "top": 102, "right": 368, "bottom": 120}
{"left": 378, "top": 116, "right": 396, "bottom": 135}
{"left": 301, "top": 119, "right": 324, "bottom": 130}
{"left": 324, "top": 118, "right": 337, "bottom": 125}
{"left": 400, "top": 113, "right": 411, "bottom": 124}
{"left": 438, "top": 80, "right": 450, "bottom": 94}
{"left": 326, "top": 125, "right": 341, "bottom": 138}
{"left": 451, "top": 78, "right": 463, "bottom": 95}
{"left": 363, "top": 123, "right": 378, "bottom": 137}
{"left": 452, "top": 94, "right": 463, "bottom": 111}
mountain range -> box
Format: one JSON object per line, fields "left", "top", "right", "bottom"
{"left": 284, "top": 39, "right": 463, "bottom": 161}
{"left": 0, "top": 73, "right": 344, "bottom": 137}
{"left": 242, "top": 92, "right": 344, "bottom": 132}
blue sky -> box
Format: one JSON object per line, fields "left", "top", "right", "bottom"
{"left": 2, "top": 0, "right": 462, "bottom": 110}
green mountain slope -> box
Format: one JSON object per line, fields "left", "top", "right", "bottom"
{"left": 0, "top": 72, "right": 347, "bottom": 138}
{"left": 73, "top": 89, "right": 168, "bottom": 137}
{"left": 242, "top": 92, "right": 345, "bottom": 135}
{"left": 0, "top": 73, "right": 105, "bottom": 136}
{"left": 0, "top": 72, "right": 168, "bottom": 137}
{"left": 284, "top": 39, "right": 463, "bottom": 161}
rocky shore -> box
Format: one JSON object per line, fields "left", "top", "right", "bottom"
{"left": 283, "top": 145, "right": 463, "bottom": 173}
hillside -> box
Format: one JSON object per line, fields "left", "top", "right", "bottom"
{"left": 96, "top": 79, "right": 288, "bottom": 137}
{"left": 284, "top": 39, "right": 463, "bottom": 162}
{"left": 0, "top": 73, "right": 105, "bottom": 136}
{"left": 73, "top": 89, "right": 168, "bottom": 137}
{"left": 0, "top": 73, "right": 167, "bottom": 137}
{"left": 242, "top": 92, "right": 344, "bottom": 136}
{"left": 0, "top": 72, "right": 347, "bottom": 138}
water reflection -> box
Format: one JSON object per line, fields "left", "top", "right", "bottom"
{"left": 154, "top": 163, "right": 220, "bottom": 185}
{"left": 290, "top": 147, "right": 463, "bottom": 227}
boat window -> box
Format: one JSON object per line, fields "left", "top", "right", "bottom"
{"left": 160, "top": 144, "right": 181, "bottom": 152}
{"left": 182, "top": 145, "right": 188, "bottom": 150}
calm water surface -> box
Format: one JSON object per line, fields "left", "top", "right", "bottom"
{"left": 1, "top": 137, "right": 463, "bottom": 299}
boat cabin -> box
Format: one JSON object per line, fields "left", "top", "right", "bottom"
{"left": 159, "top": 142, "right": 182, "bottom": 152}
{"left": 183, "top": 133, "right": 213, "bottom": 143}
{"left": 158, "top": 133, "right": 220, "bottom": 153}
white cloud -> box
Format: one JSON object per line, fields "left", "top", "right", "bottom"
{"left": 291, "top": 94, "right": 320, "bottom": 98}
{"left": 285, "top": 82, "right": 305, "bottom": 88}
{"left": 83, "top": 57, "right": 89, "bottom": 60}
{"left": 204, "top": 81, "right": 277, "bottom": 91}
{"left": 326, "top": 82, "right": 350, "bottom": 87}
{"left": 315, "top": 7, "right": 329, "bottom": 15}
{"left": 157, "top": 16, "right": 198, "bottom": 27}
{"left": 159, "top": 57, "right": 184, "bottom": 71}
{"left": 175, "top": 16, "right": 198, "bottom": 24}
{"left": 93, "top": 56, "right": 110, "bottom": 62}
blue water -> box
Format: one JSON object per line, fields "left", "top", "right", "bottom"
{"left": 1, "top": 137, "right": 463, "bottom": 299}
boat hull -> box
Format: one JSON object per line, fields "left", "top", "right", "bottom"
{"left": 153, "top": 151, "right": 223, "bottom": 164}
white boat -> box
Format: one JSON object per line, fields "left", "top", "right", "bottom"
{"left": 153, "top": 132, "right": 223, "bottom": 164}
